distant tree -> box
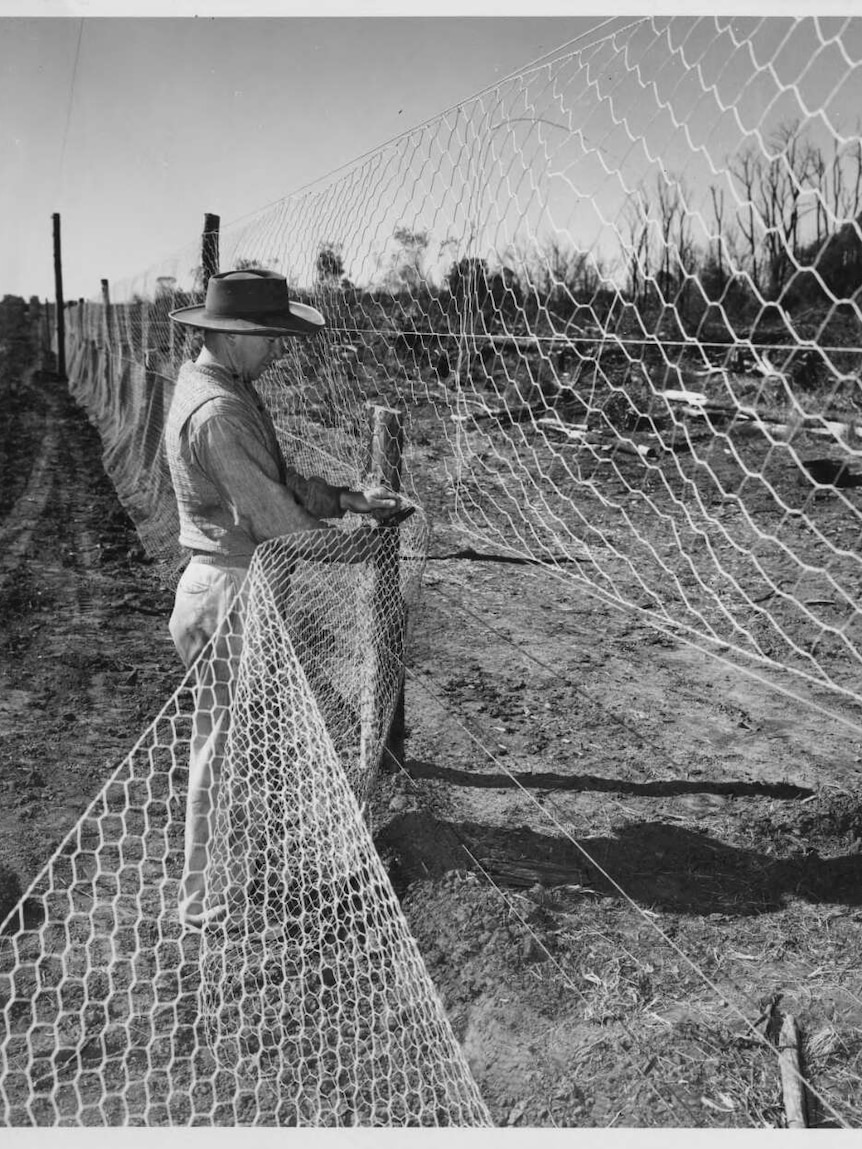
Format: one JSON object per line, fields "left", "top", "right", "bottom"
{"left": 810, "top": 143, "right": 829, "bottom": 248}
{"left": 443, "top": 256, "right": 524, "bottom": 336}
{"left": 623, "top": 187, "right": 652, "bottom": 309}
{"left": 380, "top": 227, "right": 430, "bottom": 294}
{"left": 315, "top": 241, "right": 346, "bottom": 284}
{"left": 513, "top": 237, "right": 603, "bottom": 324}
{"left": 655, "top": 173, "right": 683, "bottom": 302}
{"left": 793, "top": 216, "right": 862, "bottom": 302}
{"left": 833, "top": 135, "right": 862, "bottom": 224}
{"left": 730, "top": 121, "right": 825, "bottom": 302}
{"left": 27, "top": 296, "right": 43, "bottom": 333}
{"left": 708, "top": 184, "right": 728, "bottom": 301}
{"left": 155, "top": 276, "right": 177, "bottom": 298}
{"left": 489, "top": 264, "right": 524, "bottom": 317}
{"left": 233, "top": 255, "right": 280, "bottom": 272}
{"left": 672, "top": 177, "right": 698, "bottom": 319}
{"left": 0, "top": 294, "right": 27, "bottom": 335}
{"left": 0, "top": 294, "right": 32, "bottom": 365}
{"left": 759, "top": 122, "right": 816, "bottom": 300}
{"left": 446, "top": 255, "right": 491, "bottom": 308}
{"left": 731, "top": 147, "right": 763, "bottom": 295}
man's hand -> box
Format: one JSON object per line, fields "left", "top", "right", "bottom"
{"left": 340, "top": 486, "right": 403, "bottom": 521}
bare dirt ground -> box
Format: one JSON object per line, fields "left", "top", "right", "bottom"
{"left": 383, "top": 558, "right": 862, "bottom": 1127}
{"left": 4, "top": 357, "right": 862, "bottom": 1127}
{"left": 0, "top": 366, "right": 176, "bottom": 919}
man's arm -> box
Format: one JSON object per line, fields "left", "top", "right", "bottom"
{"left": 281, "top": 468, "right": 400, "bottom": 520}
{"left": 282, "top": 465, "right": 349, "bottom": 520}
{"left": 193, "top": 416, "right": 329, "bottom": 541}
{"left": 191, "top": 415, "right": 384, "bottom": 563}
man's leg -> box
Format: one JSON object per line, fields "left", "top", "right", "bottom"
{"left": 169, "top": 561, "right": 248, "bottom": 928}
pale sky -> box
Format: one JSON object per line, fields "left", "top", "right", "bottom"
{"left": 1, "top": 5, "right": 856, "bottom": 302}
{"left": 0, "top": 14, "right": 613, "bottom": 300}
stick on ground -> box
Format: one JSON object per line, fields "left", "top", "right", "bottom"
{"left": 778, "top": 1013, "right": 808, "bottom": 1129}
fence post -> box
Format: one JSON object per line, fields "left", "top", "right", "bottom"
{"left": 52, "top": 213, "right": 66, "bottom": 381}
{"left": 100, "top": 278, "right": 112, "bottom": 352}
{"left": 366, "top": 404, "right": 407, "bottom": 774}
{"left": 140, "top": 298, "right": 149, "bottom": 362}
{"left": 42, "top": 298, "right": 50, "bottom": 356}
{"left": 168, "top": 287, "right": 176, "bottom": 364}
{"left": 202, "top": 213, "right": 220, "bottom": 292}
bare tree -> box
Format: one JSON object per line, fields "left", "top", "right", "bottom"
{"left": 731, "top": 122, "right": 821, "bottom": 301}
{"left": 379, "top": 227, "right": 430, "bottom": 294}
{"left": 731, "top": 146, "right": 763, "bottom": 294}
{"left": 759, "top": 121, "right": 817, "bottom": 298}
{"left": 654, "top": 172, "right": 697, "bottom": 306}
{"left": 834, "top": 132, "right": 862, "bottom": 223}
{"left": 674, "top": 177, "right": 697, "bottom": 317}
{"left": 709, "top": 183, "right": 727, "bottom": 298}
{"left": 656, "top": 173, "right": 681, "bottom": 301}
{"left": 622, "top": 185, "right": 652, "bottom": 309}
{"left": 811, "top": 144, "right": 829, "bottom": 248}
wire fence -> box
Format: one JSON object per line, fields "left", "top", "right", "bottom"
{"left": 6, "top": 13, "right": 862, "bottom": 1128}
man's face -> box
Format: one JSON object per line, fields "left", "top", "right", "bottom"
{"left": 233, "top": 334, "right": 285, "bottom": 381}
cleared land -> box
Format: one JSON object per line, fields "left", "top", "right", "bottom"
{"left": 2, "top": 353, "right": 862, "bottom": 1127}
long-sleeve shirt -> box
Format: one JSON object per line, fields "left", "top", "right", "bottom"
{"left": 167, "top": 360, "right": 348, "bottom": 557}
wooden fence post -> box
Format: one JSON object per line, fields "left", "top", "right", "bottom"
{"left": 168, "top": 286, "right": 176, "bottom": 364}
{"left": 100, "top": 278, "right": 112, "bottom": 352}
{"left": 52, "top": 213, "right": 66, "bottom": 381}
{"left": 140, "top": 298, "right": 149, "bottom": 361}
{"left": 366, "top": 404, "right": 407, "bottom": 774}
{"left": 202, "top": 212, "right": 220, "bottom": 292}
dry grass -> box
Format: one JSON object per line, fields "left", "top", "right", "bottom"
{"left": 450, "top": 871, "right": 862, "bottom": 1127}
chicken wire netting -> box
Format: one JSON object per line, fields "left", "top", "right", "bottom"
{"left": 15, "top": 11, "right": 862, "bottom": 1128}
{"left": 0, "top": 515, "right": 491, "bottom": 1126}
{"left": 64, "top": 15, "right": 862, "bottom": 720}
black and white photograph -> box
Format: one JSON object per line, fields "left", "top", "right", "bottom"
{"left": 1, "top": 2, "right": 862, "bottom": 1135}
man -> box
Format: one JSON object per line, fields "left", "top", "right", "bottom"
{"left": 166, "top": 268, "right": 398, "bottom": 930}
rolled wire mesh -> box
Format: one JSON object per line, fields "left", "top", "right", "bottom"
{"left": 0, "top": 511, "right": 491, "bottom": 1126}
{"left": 198, "top": 532, "right": 486, "bottom": 1123}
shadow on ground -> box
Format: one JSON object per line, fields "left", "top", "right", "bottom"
{"left": 376, "top": 809, "right": 862, "bottom": 917}
{"left": 406, "top": 759, "right": 813, "bottom": 800}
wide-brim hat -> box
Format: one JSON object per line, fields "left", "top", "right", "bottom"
{"left": 169, "top": 268, "right": 325, "bottom": 336}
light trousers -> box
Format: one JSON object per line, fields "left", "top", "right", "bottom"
{"left": 168, "top": 557, "right": 251, "bottom": 926}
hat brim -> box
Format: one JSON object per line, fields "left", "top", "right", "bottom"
{"left": 169, "top": 299, "right": 325, "bottom": 337}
